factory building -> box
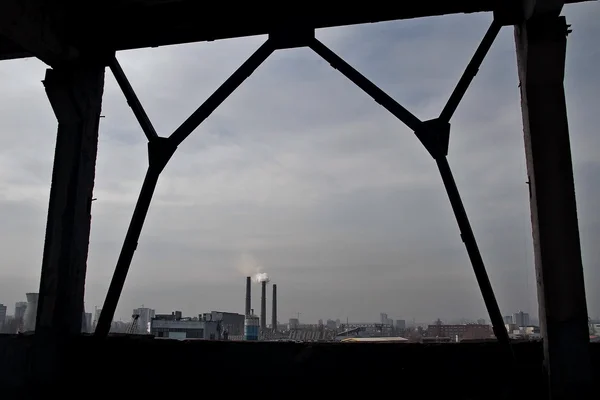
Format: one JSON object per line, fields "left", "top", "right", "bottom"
{"left": 150, "top": 310, "right": 244, "bottom": 340}
{"left": 201, "top": 311, "right": 244, "bottom": 336}
{"left": 151, "top": 313, "right": 218, "bottom": 340}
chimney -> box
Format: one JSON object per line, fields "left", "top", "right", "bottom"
{"left": 260, "top": 280, "right": 267, "bottom": 330}
{"left": 245, "top": 276, "right": 251, "bottom": 316}
{"left": 272, "top": 284, "right": 277, "bottom": 331}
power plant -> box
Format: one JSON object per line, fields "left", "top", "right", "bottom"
{"left": 244, "top": 276, "right": 278, "bottom": 339}
{"left": 244, "top": 309, "right": 259, "bottom": 340}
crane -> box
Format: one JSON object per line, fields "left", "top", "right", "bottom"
{"left": 127, "top": 313, "right": 140, "bottom": 334}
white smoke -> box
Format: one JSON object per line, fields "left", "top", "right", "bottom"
{"left": 252, "top": 272, "right": 270, "bottom": 283}
{"left": 235, "top": 253, "right": 270, "bottom": 283}
{"left": 235, "top": 253, "right": 262, "bottom": 276}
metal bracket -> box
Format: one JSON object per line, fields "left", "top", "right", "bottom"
{"left": 148, "top": 137, "right": 177, "bottom": 175}
{"left": 308, "top": 23, "right": 513, "bottom": 358}
{"left": 414, "top": 119, "right": 450, "bottom": 160}
{"left": 95, "top": 40, "right": 274, "bottom": 337}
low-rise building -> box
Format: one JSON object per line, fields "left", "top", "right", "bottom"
{"left": 426, "top": 323, "right": 493, "bottom": 341}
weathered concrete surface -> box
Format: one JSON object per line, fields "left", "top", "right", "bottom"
{"left": 1, "top": 335, "right": 598, "bottom": 399}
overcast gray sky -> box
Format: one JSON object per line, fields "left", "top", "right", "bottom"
{"left": 0, "top": 5, "right": 598, "bottom": 325}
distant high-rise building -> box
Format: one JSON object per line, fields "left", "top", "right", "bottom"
{"left": 93, "top": 307, "right": 105, "bottom": 331}
{"left": 0, "top": 304, "right": 7, "bottom": 329}
{"left": 82, "top": 312, "right": 93, "bottom": 333}
{"left": 396, "top": 320, "right": 406, "bottom": 330}
{"left": 513, "top": 311, "right": 530, "bottom": 327}
{"left": 477, "top": 318, "right": 486, "bottom": 325}
{"left": 14, "top": 302, "right": 27, "bottom": 332}
{"left": 133, "top": 307, "right": 155, "bottom": 334}
{"left": 503, "top": 315, "right": 513, "bottom": 325}
{"left": 15, "top": 302, "right": 27, "bottom": 320}
{"left": 380, "top": 313, "right": 388, "bottom": 325}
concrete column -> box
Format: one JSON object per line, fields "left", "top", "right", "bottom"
{"left": 35, "top": 62, "right": 105, "bottom": 337}
{"left": 515, "top": 15, "right": 591, "bottom": 399}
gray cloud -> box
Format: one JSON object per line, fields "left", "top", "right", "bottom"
{"left": 0, "top": 4, "right": 598, "bottom": 325}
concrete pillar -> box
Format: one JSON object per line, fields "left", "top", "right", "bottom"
{"left": 35, "top": 62, "right": 105, "bottom": 338}
{"left": 515, "top": 15, "right": 591, "bottom": 399}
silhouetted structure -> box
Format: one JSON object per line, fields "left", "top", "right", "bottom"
{"left": 0, "top": 1, "right": 595, "bottom": 398}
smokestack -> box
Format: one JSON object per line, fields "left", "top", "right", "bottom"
{"left": 260, "top": 280, "right": 267, "bottom": 329}
{"left": 272, "top": 284, "right": 277, "bottom": 331}
{"left": 245, "top": 277, "right": 251, "bottom": 315}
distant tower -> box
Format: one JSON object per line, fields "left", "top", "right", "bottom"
{"left": 271, "top": 284, "right": 277, "bottom": 331}
{"left": 245, "top": 277, "right": 251, "bottom": 316}
{"left": 260, "top": 281, "right": 267, "bottom": 330}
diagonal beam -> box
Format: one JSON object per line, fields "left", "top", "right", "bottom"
{"left": 169, "top": 40, "right": 275, "bottom": 146}
{"left": 309, "top": 38, "right": 422, "bottom": 132}
{"left": 109, "top": 57, "right": 159, "bottom": 141}
{"left": 440, "top": 20, "right": 502, "bottom": 123}
{"left": 95, "top": 39, "right": 275, "bottom": 337}
{"left": 309, "top": 33, "right": 512, "bottom": 357}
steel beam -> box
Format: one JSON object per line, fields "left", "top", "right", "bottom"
{"left": 108, "top": 57, "right": 159, "bottom": 141}
{"left": 309, "top": 28, "right": 512, "bottom": 356}
{"left": 440, "top": 20, "right": 502, "bottom": 123}
{"left": 170, "top": 40, "right": 275, "bottom": 146}
{"left": 94, "top": 40, "right": 274, "bottom": 336}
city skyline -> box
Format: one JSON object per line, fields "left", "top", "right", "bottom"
{"left": 0, "top": 4, "right": 599, "bottom": 324}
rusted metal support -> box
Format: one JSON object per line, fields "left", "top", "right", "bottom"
{"left": 109, "top": 57, "right": 158, "bottom": 141}
{"left": 435, "top": 19, "right": 513, "bottom": 353}
{"left": 309, "top": 38, "right": 422, "bottom": 132}
{"left": 94, "top": 138, "right": 176, "bottom": 337}
{"left": 309, "top": 35, "right": 512, "bottom": 356}
{"left": 169, "top": 40, "right": 275, "bottom": 146}
{"left": 95, "top": 40, "right": 275, "bottom": 336}
{"left": 439, "top": 20, "right": 502, "bottom": 123}
{"left": 435, "top": 157, "right": 512, "bottom": 352}
{"left": 515, "top": 14, "right": 591, "bottom": 399}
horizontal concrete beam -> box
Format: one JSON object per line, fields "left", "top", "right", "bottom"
{"left": 0, "top": 0, "right": 78, "bottom": 65}
{"left": 0, "top": 0, "right": 593, "bottom": 62}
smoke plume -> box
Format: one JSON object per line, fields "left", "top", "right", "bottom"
{"left": 235, "top": 253, "right": 262, "bottom": 276}
{"left": 253, "top": 272, "right": 270, "bottom": 283}
{"left": 235, "top": 253, "right": 270, "bottom": 283}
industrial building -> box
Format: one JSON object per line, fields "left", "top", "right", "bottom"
{"left": 426, "top": 322, "right": 493, "bottom": 341}
{"left": 151, "top": 313, "right": 218, "bottom": 340}
{"left": 150, "top": 310, "right": 244, "bottom": 340}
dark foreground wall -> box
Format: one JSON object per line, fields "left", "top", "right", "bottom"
{"left": 1, "top": 335, "right": 598, "bottom": 399}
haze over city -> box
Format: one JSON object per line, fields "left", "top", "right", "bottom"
{"left": 0, "top": 4, "right": 598, "bottom": 325}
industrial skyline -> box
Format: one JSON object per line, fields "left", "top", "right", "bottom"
{"left": 1, "top": 282, "right": 540, "bottom": 333}
{"left": 0, "top": 3, "right": 598, "bottom": 326}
